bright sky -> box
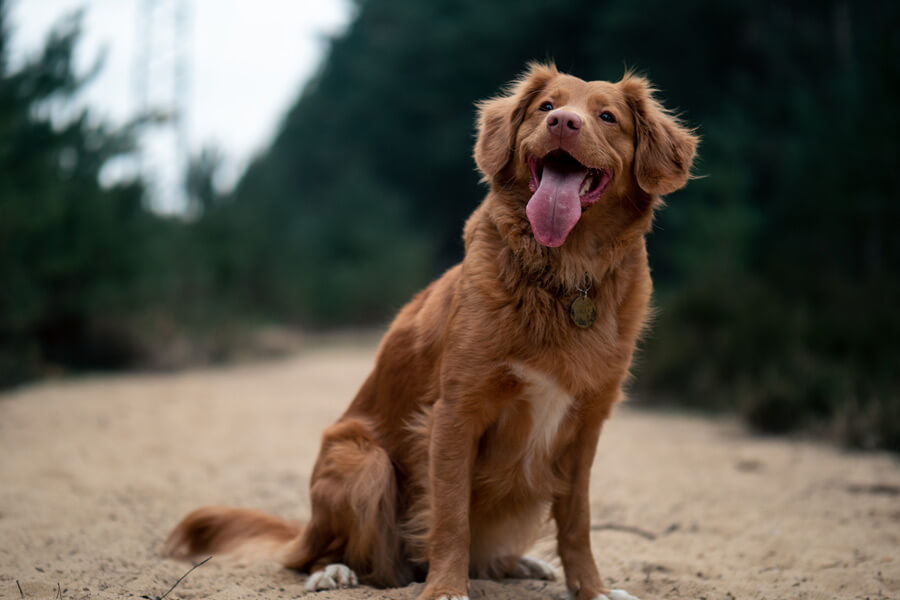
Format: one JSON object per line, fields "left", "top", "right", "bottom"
{"left": 9, "top": 0, "right": 351, "bottom": 212}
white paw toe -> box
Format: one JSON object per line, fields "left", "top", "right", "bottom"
{"left": 326, "top": 563, "right": 358, "bottom": 586}
{"left": 304, "top": 563, "right": 358, "bottom": 591}
{"left": 304, "top": 570, "right": 335, "bottom": 592}
{"left": 594, "top": 590, "right": 640, "bottom": 600}
{"left": 512, "top": 556, "right": 556, "bottom": 580}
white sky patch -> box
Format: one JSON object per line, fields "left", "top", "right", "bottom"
{"left": 9, "top": 0, "right": 351, "bottom": 212}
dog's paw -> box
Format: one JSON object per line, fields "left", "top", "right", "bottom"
{"left": 510, "top": 556, "right": 556, "bottom": 580}
{"left": 304, "top": 563, "right": 359, "bottom": 591}
{"left": 593, "top": 590, "right": 640, "bottom": 600}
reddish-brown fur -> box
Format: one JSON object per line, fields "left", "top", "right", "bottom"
{"left": 165, "top": 63, "right": 698, "bottom": 600}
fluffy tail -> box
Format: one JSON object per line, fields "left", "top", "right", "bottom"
{"left": 164, "top": 506, "right": 302, "bottom": 562}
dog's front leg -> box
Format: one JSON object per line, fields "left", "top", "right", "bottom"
{"left": 553, "top": 418, "right": 608, "bottom": 600}
{"left": 418, "top": 396, "right": 479, "bottom": 600}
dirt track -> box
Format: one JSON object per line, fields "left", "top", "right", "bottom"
{"left": 1, "top": 344, "right": 898, "bottom": 600}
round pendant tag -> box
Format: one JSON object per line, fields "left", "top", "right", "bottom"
{"left": 570, "top": 295, "right": 597, "bottom": 329}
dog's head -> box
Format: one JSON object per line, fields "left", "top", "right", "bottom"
{"left": 475, "top": 63, "right": 698, "bottom": 248}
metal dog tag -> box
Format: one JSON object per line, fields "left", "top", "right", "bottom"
{"left": 570, "top": 295, "right": 597, "bottom": 329}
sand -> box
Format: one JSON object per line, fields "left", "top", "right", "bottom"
{"left": 1, "top": 343, "right": 898, "bottom": 600}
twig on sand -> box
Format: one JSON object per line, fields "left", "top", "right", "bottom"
{"left": 56, "top": 582, "right": 62, "bottom": 600}
{"left": 16, "top": 580, "right": 25, "bottom": 599}
{"left": 590, "top": 522, "right": 658, "bottom": 540}
{"left": 141, "top": 556, "right": 213, "bottom": 600}
{"left": 160, "top": 556, "right": 212, "bottom": 600}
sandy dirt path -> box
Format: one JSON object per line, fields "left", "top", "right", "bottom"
{"left": 1, "top": 344, "right": 898, "bottom": 600}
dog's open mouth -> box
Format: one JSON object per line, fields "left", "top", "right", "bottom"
{"left": 526, "top": 150, "right": 612, "bottom": 247}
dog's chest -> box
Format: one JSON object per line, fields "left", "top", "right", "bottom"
{"left": 507, "top": 362, "right": 575, "bottom": 458}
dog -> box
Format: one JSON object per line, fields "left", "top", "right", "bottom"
{"left": 165, "top": 62, "right": 698, "bottom": 600}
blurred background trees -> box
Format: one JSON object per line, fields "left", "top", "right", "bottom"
{"left": 1, "top": 0, "right": 897, "bottom": 449}
{"left": 0, "top": 4, "right": 161, "bottom": 383}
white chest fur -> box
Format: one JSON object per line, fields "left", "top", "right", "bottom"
{"left": 508, "top": 362, "right": 574, "bottom": 460}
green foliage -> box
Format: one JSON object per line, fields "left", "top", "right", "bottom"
{"left": 0, "top": 4, "right": 166, "bottom": 385}
{"left": 2, "top": 0, "right": 898, "bottom": 449}
{"left": 632, "top": 1, "right": 900, "bottom": 450}
{"left": 225, "top": 0, "right": 899, "bottom": 448}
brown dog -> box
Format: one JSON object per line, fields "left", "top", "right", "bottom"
{"left": 165, "top": 63, "right": 697, "bottom": 600}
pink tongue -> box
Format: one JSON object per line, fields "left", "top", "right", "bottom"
{"left": 526, "top": 165, "right": 585, "bottom": 247}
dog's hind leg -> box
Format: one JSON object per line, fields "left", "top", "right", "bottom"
{"left": 281, "top": 417, "right": 410, "bottom": 589}
{"left": 500, "top": 555, "right": 557, "bottom": 580}
{"left": 470, "top": 554, "right": 557, "bottom": 581}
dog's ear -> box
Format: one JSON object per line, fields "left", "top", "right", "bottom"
{"left": 622, "top": 74, "right": 698, "bottom": 196}
{"left": 474, "top": 62, "right": 558, "bottom": 181}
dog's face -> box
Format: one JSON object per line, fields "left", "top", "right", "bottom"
{"left": 475, "top": 63, "right": 698, "bottom": 247}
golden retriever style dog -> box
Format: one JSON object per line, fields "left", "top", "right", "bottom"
{"left": 165, "top": 63, "right": 698, "bottom": 600}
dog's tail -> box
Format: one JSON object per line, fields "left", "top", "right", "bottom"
{"left": 164, "top": 506, "right": 302, "bottom": 562}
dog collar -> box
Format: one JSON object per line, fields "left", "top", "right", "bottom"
{"left": 570, "top": 273, "right": 597, "bottom": 329}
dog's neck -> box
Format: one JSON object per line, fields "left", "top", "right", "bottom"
{"left": 469, "top": 188, "right": 655, "bottom": 297}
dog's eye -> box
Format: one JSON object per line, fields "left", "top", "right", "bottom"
{"left": 538, "top": 101, "right": 554, "bottom": 112}
{"left": 600, "top": 111, "right": 617, "bottom": 123}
